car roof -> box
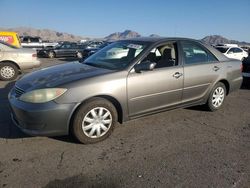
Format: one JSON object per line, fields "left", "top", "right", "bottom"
{"left": 215, "top": 46, "right": 230, "bottom": 48}
{"left": 216, "top": 46, "right": 242, "bottom": 49}
{"left": 121, "top": 37, "right": 201, "bottom": 43}
{"left": 122, "top": 37, "right": 229, "bottom": 62}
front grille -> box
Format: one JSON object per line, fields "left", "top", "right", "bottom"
{"left": 15, "top": 86, "right": 25, "bottom": 97}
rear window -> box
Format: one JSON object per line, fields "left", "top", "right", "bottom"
{"left": 216, "top": 47, "right": 228, "bottom": 53}
{"left": 0, "top": 41, "right": 18, "bottom": 49}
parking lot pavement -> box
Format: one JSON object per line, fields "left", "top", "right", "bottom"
{"left": 0, "top": 58, "right": 250, "bottom": 188}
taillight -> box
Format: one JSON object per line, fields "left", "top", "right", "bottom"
{"left": 32, "top": 53, "right": 37, "bottom": 57}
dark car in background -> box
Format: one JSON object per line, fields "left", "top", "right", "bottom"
{"left": 76, "top": 40, "right": 105, "bottom": 58}
{"left": 77, "top": 41, "right": 113, "bottom": 60}
{"left": 37, "top": 42, "right": 85, "bottom": 58}
{"left": 242, "top": 56, "right": 250, "bottom": 82}
{"left": 9, "top": 37, "right": 242, "bottom": 144}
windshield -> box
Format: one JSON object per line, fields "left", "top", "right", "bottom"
{"left": 54, "top": 43, "right": 63, "bottom": 48}
{"left": 216, "top": 47, "right": 229, "bottom": 53}
{"left": 83, "top": 41, "right": 148, "bottom": 70}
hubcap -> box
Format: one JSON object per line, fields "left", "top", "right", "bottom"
{"left": 77, "top": 52, "right": 82, "bottom": 58}
{"left": 0, "top": 66, "right": 15, "bottom": 79}
{"left": 212, "top": 87, "right": 225, "bottom": 108}
{"left": 82, "top": 107, "right": 112, "bottom": 138}
{"left": 49, "top": 52, "right": 54, "bottom": 58}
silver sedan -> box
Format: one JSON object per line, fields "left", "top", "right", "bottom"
{"left": 9, "top": 37, "right": 242, "bottom": 144}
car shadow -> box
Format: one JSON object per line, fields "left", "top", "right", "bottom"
{"left": 185, "top": 105, "right": 209, "bottom": 112}
{"left": 51, "top": 135, "right": 79, "bottom": 144}
{"left": 57, "top": 57, "right": 80, "bottom": 62}
{"left": 0, "top": 81, "right": 29, "bottom": 139}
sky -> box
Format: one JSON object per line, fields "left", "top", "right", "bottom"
{"left": 0, "top": 0, "right": 249, "bottom": 42}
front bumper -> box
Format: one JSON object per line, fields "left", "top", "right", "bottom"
{"left": 8, "top": 88, "right": 78, "bottom": 136}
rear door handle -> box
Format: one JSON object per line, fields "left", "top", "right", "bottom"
{"left": 213, "top": 66, "right": 220, "bottom": 71}
{"left": 173, "top": 72, "right": 183, "bottom": 79}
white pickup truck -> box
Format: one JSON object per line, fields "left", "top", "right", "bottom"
{"left": 21, "top": 36, "right": 58, "bottom": 50}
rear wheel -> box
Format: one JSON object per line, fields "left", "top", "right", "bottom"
{"left": 0, "top": 62, "right": 18, "bottom": 81}
{"left": 72, "top": 98, "right": 117, "bottom": 144}
{"left": 206, "top": 82, "right": 226, "bottom": 111}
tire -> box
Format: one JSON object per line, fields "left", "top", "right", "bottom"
{"left": 48, "top": 51, "right": 55, "bottom": 58}
{"left": 72, "top": 97, "right": 117, "bottom": 144}
{"left": 0, "top": 62, "right": 18, "bottom": 81}
{"left": 76, "top": 51, "right": 83, "bottom": 59}
{"left": 206, "top": 82, "right": 226, "bottom": 111}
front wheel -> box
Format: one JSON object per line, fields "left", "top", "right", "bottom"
{"left": 72, "top": 98, "right": 117, "bottom": 144}
{"left": 206, "top": 82, "right": 226, "bottom": 111}
{"left": 76, "top": 51, "right": 83, "bottom": 59}
{"left": 48, "top": 51, "right": 55, "bottom": 58}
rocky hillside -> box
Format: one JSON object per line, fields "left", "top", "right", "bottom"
{"left": 0, "top": 27, "right": 87, "bottom": 42}
{"left": 105, "top": 30, "right": 141, "bottom": 41}
{"left": 201, "top": 35, "right": 250, "bottom": 45}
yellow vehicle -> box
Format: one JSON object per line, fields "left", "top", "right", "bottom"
{"left": 0, "top": 31, "right": 21, "bottom": 48}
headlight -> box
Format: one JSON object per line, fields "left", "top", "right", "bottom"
{"left": 19, "top": 88, "right": 67, "bottom": 103}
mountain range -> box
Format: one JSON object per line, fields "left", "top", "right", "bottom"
{"left": 105, "top": 30, "right": 141, "bottom": 41}
{"left": 0, "top": 27, "right": 249, "bottom": 45}
{"left": 201, "top": 35, "right": 250, "bottom": 46}
{"left": 0, "top": 27, "right": 87, "bottom": 42}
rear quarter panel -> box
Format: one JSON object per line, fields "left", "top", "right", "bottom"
{"left": 222, "top": 60, "right": 243, "bottom": 92}
{"left": 2, "top": 50, "right": 40, "bottom": 70}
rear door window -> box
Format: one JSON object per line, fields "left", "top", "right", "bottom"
{"left": 233, "top": 48, "right": 243, "bottom": 53}
{"left": 181, "top": 41, "right": 218, "bottom": 65}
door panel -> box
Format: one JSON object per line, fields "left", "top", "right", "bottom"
{"left": 183, "top": 63, "right": 222, "bottom": 103}
{"left": 127, "top": 66, "right": 183, "bottom": 116}
{"left": 180, "top": 41, "right": 222, "bottom": 103}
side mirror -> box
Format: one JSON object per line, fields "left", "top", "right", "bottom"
{"left": 228, "top": 51, "right": 233, "bottom": 55}
{"left": 134, "top": 60, "right": 156, "bottom": 73}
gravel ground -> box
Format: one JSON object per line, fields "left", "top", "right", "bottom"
{"left": 0, "top": 58, "right": 249, "bottom": 188}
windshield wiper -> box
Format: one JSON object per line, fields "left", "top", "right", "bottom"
{"left": 84, "top": 62, "right": 94, "bottom": 66}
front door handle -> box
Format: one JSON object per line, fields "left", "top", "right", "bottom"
{"left": 213, "top": 66, "right": 220, "bottom": 71}
{"left": 173, "top": 72, "right": 183, "bottom": 79}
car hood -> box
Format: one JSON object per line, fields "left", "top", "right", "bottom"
{"left": 16, "top": 61, "right": 114, "bottom": 91}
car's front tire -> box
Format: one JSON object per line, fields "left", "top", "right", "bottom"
{"left": 48, "top": 51, "right": 55, "bottom": 58}
{"left": 72, "top": 98, "right": 117, "bottom": 144}
{"left": 0, "top": 62, "right": 18, "bottom": 81}
{"left": 76, "top": 51, "right": 83, "bottom": 59}
{"left": 206, "top": 82, "right": 226, "bottom": 111}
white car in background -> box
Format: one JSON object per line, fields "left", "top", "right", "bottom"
{"left": 0, "top": 41, "right": 40, "bottom": 81}
{"left": 215, "top": 46, "right": 248, "bottom": 61}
